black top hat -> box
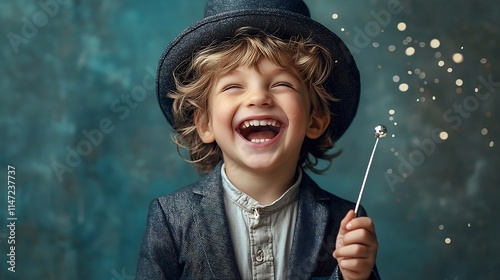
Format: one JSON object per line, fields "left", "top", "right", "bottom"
{"left": 157, "top": 0, "right": 360, "bottom": 142}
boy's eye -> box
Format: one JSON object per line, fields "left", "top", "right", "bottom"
{"left": 222, "top": 84, "right": 242, "bottom": 92}
{"left": 272, "top": 82, "right": 295, "bottom": 89}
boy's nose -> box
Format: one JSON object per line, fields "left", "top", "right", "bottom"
{"left": 246, "top": 88, "right": 273, "bottom": 107}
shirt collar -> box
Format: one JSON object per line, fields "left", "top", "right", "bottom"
{"left": 221, "top": 163, "right": 301, "bottom": 215}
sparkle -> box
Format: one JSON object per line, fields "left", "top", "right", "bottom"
{"left": 332, "top": 13, "right": 339, "bottom": 20}
{"left": 481, "top": 128, "right": 488, "bottom": 135}
{"left": 438, "top": 60, "right": 445, "bottom": 67}
{"left": 341, "top": 27, "right": 345, "bottom": 32}
{"left": 389, "top": 109, "right": 396, "bottom": 115}
{"left": 490, "top": 141, "right": 495, "bottom": 148}
{"left": 432, "top": 96, "right": 436, "bottom": 100}
{"left": 430, "top": 39, "right": 440, "bottom": 48}
{"left": 467, "top": 223, "right": 471, "bottom": 228}
{"left": 445, "top": 238, "right": 452, "bottom": 244}
{"left": 439, "top": 131, "right": 449, "bottom": 140}
{"left": 447, "top": 67, "right": 453, "bottom": 73}
{"left": 399, "top": 83, "right": 409, "bottom": 92}
{"left": 408, "top": 70, "right": 413, "bottom": 75}
{"left": 452, "top": 53, "right": 464, "bottom": 63}
{"left": 397, "top": 22, "right": 407, "bottom": 31}
{"left": 372, "top": 42, "right": 380, "bottom": 48}
{"left": 455, "top": 79, "right": 463, "bottom": 86}
{"left": 405, "top": 47, "right": 415, "bottom": 56}
{"left": 480, "top": 58, "right": 487, "bottom": 64}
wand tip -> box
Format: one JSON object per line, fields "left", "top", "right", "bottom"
{"left": 374, "top": 125, "right": 388, "bottom": 138}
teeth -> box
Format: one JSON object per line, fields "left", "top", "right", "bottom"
{"left": 240, "top": 119, "right": 281, "bottom": 129}
{"left": 250, "top": 139, "right": 272, "bottom": 143}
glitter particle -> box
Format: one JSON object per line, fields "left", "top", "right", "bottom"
{"left": 332, "top": 13, "right": 339, "bottom": 20}
{"left": 445, "top": 238, "right": 452, "bottom": 244}
{"left": 397, "top": 22, "right": 407, "bottom": 31}
{"left": 405, "top": 47, "right": 415, "bottom": 56}
{"left": 452, "top": 53, "right": 464, "bottom": 63}
{"left": 439, "top": 224, "right": 444, "bottom": 230}
{"left": 490, "top": 141, "right": 495, "bottom": 148}
{"left": 393, "top": 75, "right": 400, "bottom": 83}
{"left": 372, "top": 42, "right": 380, "bottom": 48}
{"left": 438, "top": 60, "right": 445, "bottom": 67}
{"left": 430, "top": 39, "right": 440, "bottom": 48}
{"left": 439, "top": 131, "right": 449, "bottom": 140}
{"left": 455, "top": 79, "right": 464, "bottom": 86}
{"left": 481, "top": 128, "right": 488, "bottom": 135}
{"left": 341, "top": 27, "right": 345, "bottom": 32}
{"left": 399, "top": 83, "right": 409, "bottom": 92}
{"left": 389, "top": 109, "right": 396, "bottom": 115}
{"left": 447, "top": 67, "right": 453, "bottom": 73}
{"left": 388, "top": 45, "right": 396, "bottom": 52}
{"left": 480, "top": 58, "right": 487, "bottom": 64}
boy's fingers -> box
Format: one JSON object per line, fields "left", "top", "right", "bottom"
{"left": 340, "top": 210, "right": 355, "bottom": 231}
{"left": 336, "top": 210, "right": 355, "bottom": 248}
{"left": 346, "top": 216, "right": 376, "bottom": 235}
{"left": 342, "top": 228, "right": 378, "bottom": 247}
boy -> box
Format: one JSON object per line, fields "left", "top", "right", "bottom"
{"left": 137, "top": 0, "right": 380, "bottom": 279}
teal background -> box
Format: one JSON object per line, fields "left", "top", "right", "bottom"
{"left": 1, "top": 0, "right": 499, "bottom": 279}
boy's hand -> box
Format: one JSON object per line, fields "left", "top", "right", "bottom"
{"left": 333, "top": 210, "right": 378, "bottom": 280}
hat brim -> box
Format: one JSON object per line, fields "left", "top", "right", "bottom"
{"left": 157, "top": 9, "right": 360, "bottom": 141}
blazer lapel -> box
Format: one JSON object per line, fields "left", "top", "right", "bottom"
{"left": 287, "top": 173, "right": 332, "bottom": 279}
{"left": 191, "top": 164, "right": 241, "bottom": 279}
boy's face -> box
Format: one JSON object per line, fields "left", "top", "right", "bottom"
{"left": 197, "top": 59, "right": 329, "bottom": 175}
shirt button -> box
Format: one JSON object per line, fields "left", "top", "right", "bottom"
{"left": 256, "top": 249, "right": 264, "bottom": 262}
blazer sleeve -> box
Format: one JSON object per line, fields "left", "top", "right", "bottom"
{"left": 136, "top": 199, "right": 182, "bottom": 280}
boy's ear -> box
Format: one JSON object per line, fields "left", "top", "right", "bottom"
{"left": 195, "top": 111, "right": 215, "bottom": 143}
{"left": 306, "top": 111, "right": 330, "bottom": 139}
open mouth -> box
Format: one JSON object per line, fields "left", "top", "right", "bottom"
{"left": 238, "top": 119, "right": 282, "bottom": 143}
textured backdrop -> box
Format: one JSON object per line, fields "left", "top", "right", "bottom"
{"left": 1, "top": 0, "right": 499, "bottom": 279}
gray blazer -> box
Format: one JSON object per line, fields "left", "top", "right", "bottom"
{"left": 136, "top": 163, "right": 380, "bottom": 279}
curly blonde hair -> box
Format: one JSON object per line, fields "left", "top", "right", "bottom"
{"left": 169, "top": 27, "right": 340, "bottom": 174}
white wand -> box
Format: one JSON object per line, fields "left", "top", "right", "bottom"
{"left": 354, "top": 125, "right": 387, "bottom": 217}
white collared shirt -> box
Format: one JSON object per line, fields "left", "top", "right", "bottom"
{"left": 221, "top": 165, "right": 301, "bottom": 279}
